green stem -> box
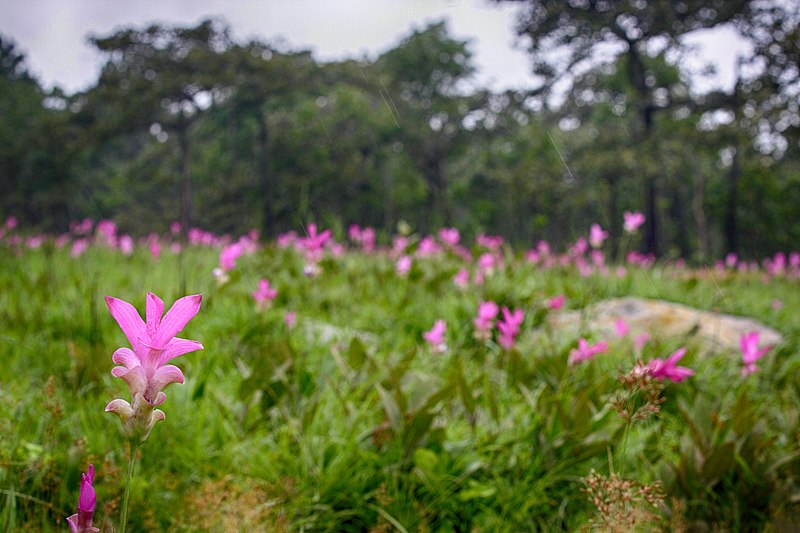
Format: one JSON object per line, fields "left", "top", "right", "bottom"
{"left": 119, "top": 444, "right": 139, "bottom": 533}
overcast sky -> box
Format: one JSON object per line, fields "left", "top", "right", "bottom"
{"left": 2, "top": 0, "right": 751, "bottom": 95}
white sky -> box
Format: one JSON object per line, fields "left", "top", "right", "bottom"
{"left": 1, "top": 0, "right": 751, "bottom": 95}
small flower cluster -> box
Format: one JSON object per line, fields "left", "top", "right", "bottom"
{"left": 611, "top": 361, "right": 666, "bottom": 424}
{"left": 583, "top": 469, "right": 665, "bottom": 532}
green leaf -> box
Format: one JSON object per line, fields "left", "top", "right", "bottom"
{"left": 701, "top": 441, "right": 735, "bottom": 485}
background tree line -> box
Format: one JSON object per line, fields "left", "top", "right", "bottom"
{"left": 0, "top": 0, "right": 798, "bottom": 260}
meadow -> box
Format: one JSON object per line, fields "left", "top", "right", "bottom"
{"left": 1, "top": 220, "right": 799, "bottom": 532}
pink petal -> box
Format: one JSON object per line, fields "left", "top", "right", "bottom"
{"left": 158, "top": 337, "right": 204, "bottom": 365}
{"left": 112, "top": 365, "right": 147, "bottom": 398}
{"left": 667, "top": 347, "right": 687, "bottom": 365}
{"left": 145, "top": 292, "right": 165, "bottom": 338}
{"left": 111, "top": 347, "right": 140, "bottom": 369}
{"left": 105, "top": 398, "right": 134, "bottom": 417}
{"left": 67, "top": 514, "right": 79, "bottom": 533}
{"left": 105, "top": 296, "right": 146, "bottom": 349}
{"left": 151, "top": 294, "right": 202, "bottom": 347}
{"left": 150, "top": 364, "right": 185, "bottom": 391}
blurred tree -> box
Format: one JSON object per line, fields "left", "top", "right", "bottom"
{"left": 87, "top": 19, "right": 234, "bottom": 232}
{"left": 496, "top": 0, "right": 750, "bottom": 255}
{"left": 376, "top": 21, "right": 488, "bottom": 231}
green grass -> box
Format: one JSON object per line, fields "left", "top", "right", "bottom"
{"left": 0, "top": 242, "right": 799, "bottom": 531}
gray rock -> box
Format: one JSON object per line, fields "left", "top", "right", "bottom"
{"left": 550, "top": 297, "right": 781, "bottom": 352}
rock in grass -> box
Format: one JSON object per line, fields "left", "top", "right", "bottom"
{"left": 551, "top": 297, "right": 781, "bottom": 352}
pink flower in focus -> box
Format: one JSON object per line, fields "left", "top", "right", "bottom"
{"left": 67, "top": 464, "right": 99, "bottom": 533}
{"left": 614, "top": 319, "right": 629, "bottom": 338}
{"left": 740, "top": 331, "right": 770, "bottom": 376}
{"left": 497, "top": 307, "right": 524, "bottom": 349}
{"left": 105, "top": 292, "right": 203, "bottom": 442}
{"left": 568, "top": 338, "right": 608, "bottom": 365}
{"left": 474, "top": 301, "right": 499, "bottom": 340}
{"left": 253, "top": 279, "right": 278, "bottom": 309}
{"left": 547, "top": 295, "right": 565, "bottom": 310}
{"left": 623, "top": 211, "right": 645, "bottom": 233}
{"left": 648, "top": 347, "right": 694, "bottom": 382}
{"left": 423, "top": 319, "right": 447, "bottom": 353}
{"left": 589, "top": 224, "right": 608, "bottom": 248}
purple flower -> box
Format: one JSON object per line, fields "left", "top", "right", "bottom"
{"left": 105, "top": 292, "right": 203, "bottom": 442}
{"left": 253, "top": 279, "right": 278, "bottom": 309}
{"left": 589, "top": 223, "right": 608, "bottom": 248}
{"left": 474, "top": 301, "right": 499, "bottom": 340}
{"left": 67, "top": 465, "right": 99, "bottom": 533}
{"left": 648, "top": 347, "right": 694, "bottom": 382}
{"left": 547, "top": 295, "right": 565, "bottom": 310}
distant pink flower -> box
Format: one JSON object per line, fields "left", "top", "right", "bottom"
{"left": 170, "top": 222, "right": 182, "bottom": 235}
{"left": 614, "top": 319, "right": 629, "bottom": 338}
{"left": 476, "top": 233, "right": 503, "bottom": 250}
{"left": 219, "top": 242, "right": 243, "bottom": 271}
{"left": 67, "top": 464, "right": 99, "bottom": 533}
{"left": 70, "top": 238, "right": 89, "bottom": 258}
{"left": 4, "top": 216, "right": 17, "bottom": 230}
{"left": 300, "top": 223, "right": 332, "bottom": 262}
{"left": 391, "top": 236, "right": 409, "bottom": 257}
{"left": 438, "top": 227, "right": 460, "bottom": 247}
{"left": 589, "top": 224, "right": 608, "bottom": 248}
{"left": 648, "top": 347, "right": 694, "bottom": 382}
{"left": 277, "top": 231, "right": 297, "bottom": 248}
{"left": 740, "top": 331, "right": 770, "bottom": 376}
{"left": 148, "top": 235, "right": 161, "bottom": 261}
{"left": 119, "top": 235, "right": 134, "bottom": 255}
{"left": 253, "top": 279, "right": 278, "bottom": 309}
{"left": 548, "top": 295, "right": 565, "bottom": 310}
{"left": 416, "top": 236, "right": 442, "bottom": 257}
{"left": 454, "top": 268, "right": 469, "bottom": 289}
{"left": 497, "top": 307, "right": 524, "bottom": 349}
{"left": 771, "top": 299, "right": 783, "bottom": 312}
{"left": 105, "top": 292, "right": 203, "bottom": 442}
{"left": 568, "top": 338, "right": 608, "bottom": 365}
{"left": 571, "top": 237, "right": 588, "bottom": 256}
{"left": 423, "top": 319, "right": 447, "bottom": 353}
{"left": 474, "top": 301, "right": 499, "bottom": 340}
{"left": 396, "top": 255, "right": 412, "bottom": 276}
{"left": 634, "top": 332, "right": 650, "bottom": 350}
{"left": 284, "top": 311, "right": 297, "bottom": 329}
{"left": 623, "top": 211, "right": 645, "bottom": 233}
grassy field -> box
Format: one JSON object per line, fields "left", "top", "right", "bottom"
{"left": 1, "top": 228, "right": 799, "bottom": 531}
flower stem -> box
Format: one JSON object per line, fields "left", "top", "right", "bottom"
{"left": 119, "top": 444, "right": 139, "bottom": 533}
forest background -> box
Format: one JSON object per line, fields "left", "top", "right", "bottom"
{"left": 1, "top": 0, "right": 798, "bottom": 260}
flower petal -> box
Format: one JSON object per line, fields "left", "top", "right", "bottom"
{"left": 159, "top": 337, "right": 203, "bottom": 365}
{"left": 112, "top": 365, "right": 147, "bottom": 398}
{"left": 105, "top": 296, "right": 146, "bottom": 349}
{"left": 67, "top": 514, "right": 79, "bottom": 533}
{"left": 145, "top": 292, "right": 165, "bottom": 338}
{"left": 105, "top": 398, "right": 134, "bottom": 417}
{"left": 111, "top": 347, "right": 140, "bottom": 369}
{"left": 152, "top": 294, "right": 202, "bottom": 347}
{"left": 150, "top": 364, "right": 185, "bottom": 392}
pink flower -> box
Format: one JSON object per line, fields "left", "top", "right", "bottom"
{"left": 614, "top": 319, "right": 629, "bottom": 338}
{"left": 740, "top": 331, "right": 770, "bottom": 376}
{"left": 219, "top": 242, "right": 243, "bottom": 271}
{"left": 438, "top": 227, "right": 460, "bottom": 247}
{"left": 71, "top": 239, "right": 89, "bottom": 258}
{"left": 623, "top": 211, "right": 645, "bottom": 233}
{"left": 4, "top": 216, "right": 17, "bottom": 230}
{"left": 423, "top": 319, "right": 447, "bottom": 353}
{"left": 568, "top": 338, "right": 608, "bottom": 365}
{"left": 454, "top": 268, "right": 469, "bottom": 289}
{"left": 634, "top": 332, "right": 650, "bottom": 350}
{"left": 396, "top": 255, "right": 412, "bottom": 276}
{"left": 547, "top": 295, "right": 565, "bottom": 310}
{"left": 284, "top": 311, "right": 297, "bottom": 329}
{"left": 105, "top": 292, "right": 203, "bottom": 442}
{"left": 476, "top": 233, "right": 503, "bottom": 250}
{"left": 648, "top": 347, "right": 694, "bottom": 382}
{"left": 119, "top": 235, "right": 134, "bottom": 256}
{"left": 67, "top": 464, "right": 99, "bottom": 533}
{"left": 589, "top": 223, "right": 608, "bottom": 248}
{"left": 497, "top": 307, "right": 524, "bottom": 349}
{"left": 474, "top": 301, "right": 499, "bottom": 340}
{"left": 253, "top": 279, "right": 278, "bottom": 309}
